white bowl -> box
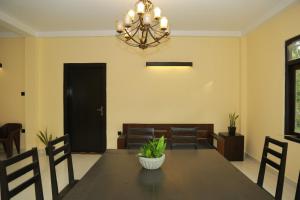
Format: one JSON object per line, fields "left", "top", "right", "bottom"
{"left": 138, "top": 154, "right": 165, "bottom": 170}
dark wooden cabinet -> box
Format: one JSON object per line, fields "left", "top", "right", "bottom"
{"left": 217, "top": 132, "right": 244, "bottom": 161}
{"left": 117, "top": 135, "right": 126, "bottom": 149}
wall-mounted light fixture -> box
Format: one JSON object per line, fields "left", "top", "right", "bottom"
{"left": 146, "top": 62, "right": 193, "bottom": 68}
{"left": 0, "top": 63, "right": 2, "bottom": 70}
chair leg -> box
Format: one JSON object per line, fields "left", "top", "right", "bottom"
{"left": 14, "top": 134, "right": 20, "bottom": 154}
{"left": 296, "top": 172, "right": 300, "bottom": 200}
{"left": 4, "top": 140, "right": 13, "bottom": 158}
{"left": 2, "top": 142, "right": 7, "bottom": 154}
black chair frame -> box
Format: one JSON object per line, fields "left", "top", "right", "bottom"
{"left": 0, "top": 148, "right": 44, "bottom": 200}
{"left": 126, "top": 128, "right": 154, "bottom": 149}
{"left": 47, "top": 134, "right": 78, "bottom": 200}
{"left": 0, "top": 123, "right": 21, "bottom": 158}
{"left": 257, "top": 136, "right": 288, "bottom": 200}
{"left": 170, "top": 127, "right": 198, "bottom": 149}
{"left": 296, "top": 171, "right": 300, "bottom": 200}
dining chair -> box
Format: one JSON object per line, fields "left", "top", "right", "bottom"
{"left": 0, "top": 148, "right": 44, "bottom": 200}
{"left": 126, "top": 128, "right": 154, "bottom": 149}
{"left": 257, "top": 136, "right": 288, "bottom": 200}
{"left": 170, "top": 127, "right": 198, "bottom": 149}
{"left": 0, "top": 123, "right": 22, "bottom": 158}
{"left": 47, "top": 134, "right": 78, "bottom": 200}
{"left": 296, "top": 171, "right": 300, "bottom": 200}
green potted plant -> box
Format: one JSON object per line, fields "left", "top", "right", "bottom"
{"left": 37, "top": 129, "right": 56, "bottom": 155}
{"left": 228, "top": 113, "right": 239, "bottom": 135}
{"left": 138, "top": 136, "right": 167, "bottom": 170}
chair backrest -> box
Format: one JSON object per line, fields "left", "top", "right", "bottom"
{"left": 296, "top": 171, "right": 300, "bottom": 200}
{"left": 0, "top": 123, "right": 22, "bottom": 138}
{"left": 170, "top": 127, "right": 198, "bottom": 149}
{"left": 47, "top": 134, "right": 75, "bottom": 200}
{"left": 257, "top": 136, "right": 288, "bottom": 200}
{"left": 126, "top": 128, "right": 154, "bottom": 149}
{"left": 0, "top": 148, "right": 44, "bottom": 200}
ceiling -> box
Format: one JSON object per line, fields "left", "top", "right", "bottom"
{"left": 0, "top": 0, "right": 297, "bottom": 37}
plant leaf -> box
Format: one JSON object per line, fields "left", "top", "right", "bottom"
{"left": 138, "top": 136, "right": 166, "bottom": 158}
{"left": 40, "top": 132, "right": 47, "bottom": 144}
{"left": 37, "top": 134, "right": 46, "bottom": 145}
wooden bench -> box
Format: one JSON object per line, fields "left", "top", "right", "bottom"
{"left": 117, "top": 123, "right": 214, "bottom": 149}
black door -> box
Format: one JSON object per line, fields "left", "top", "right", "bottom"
{"left": 64, "top": 63, "right": 106, "bottom": 153}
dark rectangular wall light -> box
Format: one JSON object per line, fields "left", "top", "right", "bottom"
{"left": 146, "top": 62, "right": 193, "bottom": 67}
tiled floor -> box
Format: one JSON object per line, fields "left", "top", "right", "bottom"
{"left": 0, "top": 150, "right": 297, "bottom": 200}
{"left": 232, "top": 155, "right": 297, "bottom": 200}
{"left": 0, "top": 151, "right": 101, "bottom": 200}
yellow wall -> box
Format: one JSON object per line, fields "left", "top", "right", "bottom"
{"left": 0, "top": 38, "right": 25, "bottom": 132}
{"left": 240, "top": 37, "right": 248, "bottom": 149}
{"left": 30, "top": 36, "right": 241, "bottom": 149}
{"left": 24, "top": 37, "right": 42, "bottom": 149}
{"left": 0, "top": 36, "right": 242, "bottom": 150}
{"left": 246, "top": 2, "right": 300, "bottom": 182}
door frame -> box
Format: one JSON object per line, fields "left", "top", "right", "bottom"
{"left": 63, "top": 63, "right": 107, "bottom": 153}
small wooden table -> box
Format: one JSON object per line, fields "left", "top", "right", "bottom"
{"left": 64, "top": 150, "right": 272, "bottom": 200}
{"left": 217, "top": 132, "right": 244, "bottom": 161}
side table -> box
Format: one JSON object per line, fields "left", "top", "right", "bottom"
{"left": 217, "top": 132, "right": 244, "bottom": 161}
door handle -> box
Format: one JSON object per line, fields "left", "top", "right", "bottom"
{"left": 96, "top": 106, "right": 104, "bottom": 116}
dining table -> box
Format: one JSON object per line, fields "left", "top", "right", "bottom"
{"left": 63, "top": 149, "right": 274, "bottom": 200}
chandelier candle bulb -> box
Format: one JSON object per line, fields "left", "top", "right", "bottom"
{"left": 128, "top": 9, "right": 135, "bottom": 20}
{"left": 154, "top": 7, "right": 161, "bottom": 19}
{"left": 160, "top": 17, "right": 168, "bottom": 30}
{"left": 143, "top": 13, "right": 152, "bottom": 25}
{"left": 137, "top": 1, "right": 145, "bottom": 14}
{"left": 116, "top": 21, "right": 124, "bottom": 33}
{"left": 124, "top": 15, "right": 132, "bottom": 27}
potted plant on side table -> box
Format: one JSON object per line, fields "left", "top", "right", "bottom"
{"left": 138, "top": 136, "right": 166, "bottom": 170}
{"left": 37, "top": 129, "right": 56, "bottom": 156}
{"left": 228, "top": 113, "right": 239, "bottom": 135}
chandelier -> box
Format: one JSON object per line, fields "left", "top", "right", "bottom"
{"left": 115, "top": 0, "right": 170, "bottom": 49}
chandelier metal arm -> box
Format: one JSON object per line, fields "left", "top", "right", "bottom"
{"left": 132, "top": 18, "right": 140, "bottom": 25}
{"left": 148, "top": 29, "right": 158, "bottom": 42}
{"left": 118, "top": 35, "right": 140, "bottom": 47}
{"left": 124, "top": 28, "right": 140, "bottom": 45}
{"left": 147, "top": 31, "right": 168, "bottom": 46}
{"left": 125, "top": 41, "right": 139, "bottom": 47}
{"left": 149, "top": 25, "right": 166, "bottom": 35}
{"left": 119, "top": 23, "right": 139, "bottom": 37}
{"left": 144, "top": 28, "right": 150, "bottom": 44}
{"left": 149, "top": 21, "right": 160, "bottom": 29}
{"left": 148, "top": 37, "right": 170, "bottom": 47}
{"left": 131, "top": 24, "right": 141, "bottom": 38}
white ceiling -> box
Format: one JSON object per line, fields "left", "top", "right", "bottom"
{"left": 0, "top": 0, "right": 297, "bottom": 37}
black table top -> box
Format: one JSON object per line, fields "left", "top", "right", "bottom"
{"left": 64, "top": 150, "right": 274, "bottom": 200}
